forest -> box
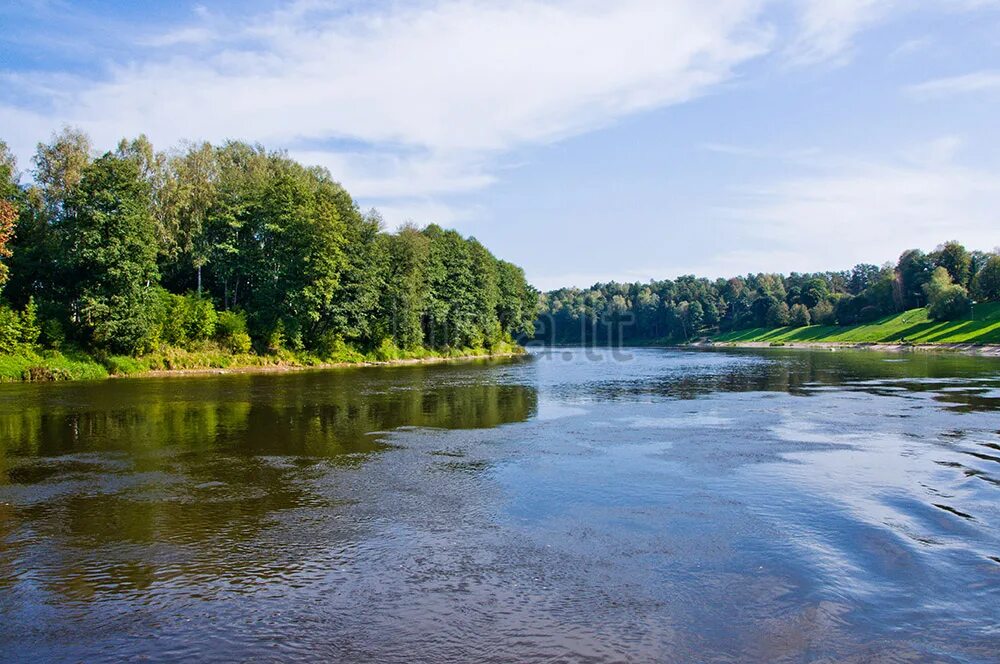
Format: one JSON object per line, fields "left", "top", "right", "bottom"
{"left": 0, "top": 128, "right": 536, "bottom": 376}
{"left": 536, "top": 241, "right": 1000, "bottom": 345}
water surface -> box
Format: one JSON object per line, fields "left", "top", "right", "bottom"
{"left": 1, "top": 348, "right": 998, "bottom": 662}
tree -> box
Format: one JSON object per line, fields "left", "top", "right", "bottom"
{"left": 33, "top": 126, "right": 92, "bottom": 218}
{"left": 931, "top": 241, "right": 972, "bottom": 287}
{"left": 925, "top": 267, "right": 971, "bottom": 321}
{"left": 0, "top": 199, "right": 15, "bottom": 290}
{"left": 800, "top": 278, "right": 829, "bottom": 309}
{"left": 789, "top": 303, "right": 811, "bottom": 327}
{"left": 810, "top": 300, "right": 836, "bottom": 325}
{"left": 686, "top": 300, "right": 705, "bottom": 332}
{"left": 895, "top": 249, "right": 932, "bottom": 310}
{"left": 766, "top": 301, "right": 791, "bottom": 327}
{"left": 971, "top": 254, "right": 1000, "bottom": 302}
{"left": 59, "top": 154, "right": 160, "bottom": 353}
{"left": 381, "top": 225, "right": 431, "bottom": 350}
{"left": 847, "top": 264, "right": 880, "bottom": 295}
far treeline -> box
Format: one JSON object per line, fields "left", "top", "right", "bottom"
{"left": 0, "top": 128, "right": 536, "bottom": 370}
{"left": 536, "top": 242, "right": 1000, "bottom": 344}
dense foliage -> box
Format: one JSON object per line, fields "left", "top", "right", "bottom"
{"left": 536, "top": 240, "right": 999, "bottom": 344}
{"left": 0, "top": 130, "right": 535, "bottom": 364}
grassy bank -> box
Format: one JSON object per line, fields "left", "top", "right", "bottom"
{"left": 712, "top": 302, "right": 1000, "bottom": 345}
{"left": 0, "top": 341, "right": 526, "bottom": 383}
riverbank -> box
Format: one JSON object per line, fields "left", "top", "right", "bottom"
{"left": 135, "top": 350, "right": 527, "bottom": 378}
{"left": 710, "top": 302, "right": 1000, "bottom": 347}
{"left": 0, "top": 344, "right": 527, "bottom": 383}
{"left": 704, "top": 340, "right": 1000, "bottom": 357}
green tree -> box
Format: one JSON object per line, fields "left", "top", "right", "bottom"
{"left": 381, "top": 225, "right": 430, "bottom": 349}
{"left": 895, "top": 249, "right": 932, "bottom": 310}
{"left": 971, "top": 254, "right": 1000, "bottom": 302}
{"left": 925, "top": 267, "right": 971, "bottom": 321}
{"left": 766, "top": 300, "right": 791, "bottom": 327}
{"left": 789, "top": 303, "right": 811, "bottom": 327}
{"left": 33, "top": 126, "right": 92, "bottom": 218}
{"left": 931, "top": 241, "right": 972, "bottom": 287}
{"left": 60, "top": 154, "right": 160, "bottom": 353}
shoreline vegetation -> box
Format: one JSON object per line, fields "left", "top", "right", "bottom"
{"left": 535, "top": 241, "right": 1000, "bottom": 351}
{"left": 708, "top": 300, "right": 1000, "bottom": 355}
{"left": 0, "top": 130, "right": 537, "bottom": 383}
{"left": 0, "top": 343, "right": 526, "bottom": 383}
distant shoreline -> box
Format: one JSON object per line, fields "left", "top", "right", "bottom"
{"left": 534, "top": 342, "right": 1000, "bottom": 358}
{"left": 700, "top": 341, "right": 1000, "bottom": 357}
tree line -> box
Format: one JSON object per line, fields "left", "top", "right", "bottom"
{"left": 0, "top": 128, "right": 536, "bottom": 360}
{"left": 536, "top": 241, "right": 1000, "bottom": 344}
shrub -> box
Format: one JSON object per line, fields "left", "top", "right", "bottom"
{"left": 928, "top": 284, "right": 972, "bottom": 321}
{"left": 216, "top": 310, "right": 252, "bottom": 354}
{"left": 266, "top": 320, "right": 285, "bottom": 355}
{"left": 19, "top": 297, "right": 40, "bottom": 348}
{"left": 40, "top": 317, "right": 65, "bottom": 350}
{"left": 372, "top": 338, "right": 401, "bottom": 361}
{"left": 158, "top": 291, "right": 219, "bottom": 347}
{"left": 314, "top": 331, "right": 365, "bottom": 363}
{"left": 925, "top": 267, "right": 972, "bottom": 321}
{"left": 0, "top": 304, "right": 20, "bottom": 353}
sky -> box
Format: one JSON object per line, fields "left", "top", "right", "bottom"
{"left": 1, "top": 1, "right": 999, "bottom": 291}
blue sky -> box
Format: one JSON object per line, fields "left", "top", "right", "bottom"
{"left": 2, "top": 1, "right": 999, "bottom": 290}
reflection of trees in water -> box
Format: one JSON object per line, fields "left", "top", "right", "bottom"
{"left": 0, "top": 368, "right": 537, "bottom": 464}
{"left": 0, "top": 367, "right": 536, "bottom": 603}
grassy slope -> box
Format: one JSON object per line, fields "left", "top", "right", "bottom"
{"left": 712, "top": 301, "right": 1000, "bottom": 345}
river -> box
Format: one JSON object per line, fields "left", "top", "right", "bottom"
{"left": 0, "top": 347, "right": 998, "bottom": 662}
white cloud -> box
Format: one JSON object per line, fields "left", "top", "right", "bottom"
{"left": 712, "top": 141, "right": 1000, "bottom": 273}
{"left": 784, "top": 0, "right": 894, "bottom": 66}
{"left": 4, "top": 0, "right": 999, "bottom": 235}
{"left": 0, "top": 0, "right": 772, "bottom": 208}
{"left": 905, "top": 70, "right": 1000, "bottom": 98}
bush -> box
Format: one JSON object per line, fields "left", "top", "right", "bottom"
{"left": 372, "top": 338, "right": 402, "bottom": 361}
{"left": 19, "top": 297, "right": 40, "bottom": 347}
{"left": 158, "top": 291, "right": 219, "bottom": 347}
{"left": 266, "top": 320, "right": 286, "bottom": 355}
{"left": 0, "top": 304, "right": 19, "bottom": 353}
{"left": 215, "top": 310, "right": 252, "bottom": 354}
{"left": 928, "top": 284, "right": 972, "bottom": 321}
{"left": 314, "top": 331, "right": 365, "bottom": 363}
{"left": 40, "top": 318, "right": 65, "bottom": 349}
{"left": 925, "top": 267, "right": 972, "bottom": 321}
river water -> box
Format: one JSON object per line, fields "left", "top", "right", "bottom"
{"left": 0, "top": 347, "right": 998, "bottom": 662}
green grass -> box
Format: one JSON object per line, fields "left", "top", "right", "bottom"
{"left": 0, "top": 349, "right": 109, "bottom": 382}
{"left": 712, "top": 301, "right": 1000, "bottom": 345}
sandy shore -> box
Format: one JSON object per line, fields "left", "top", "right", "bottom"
{"left": 706, "top": 341, "right": 1000, "bottom": 357}
{"left": 121, "top": 351, "right": 527, "bottom": 379}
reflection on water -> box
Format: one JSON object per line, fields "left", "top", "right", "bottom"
{"left": 0, "top": 348, "right": 999, "bottom": 662}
